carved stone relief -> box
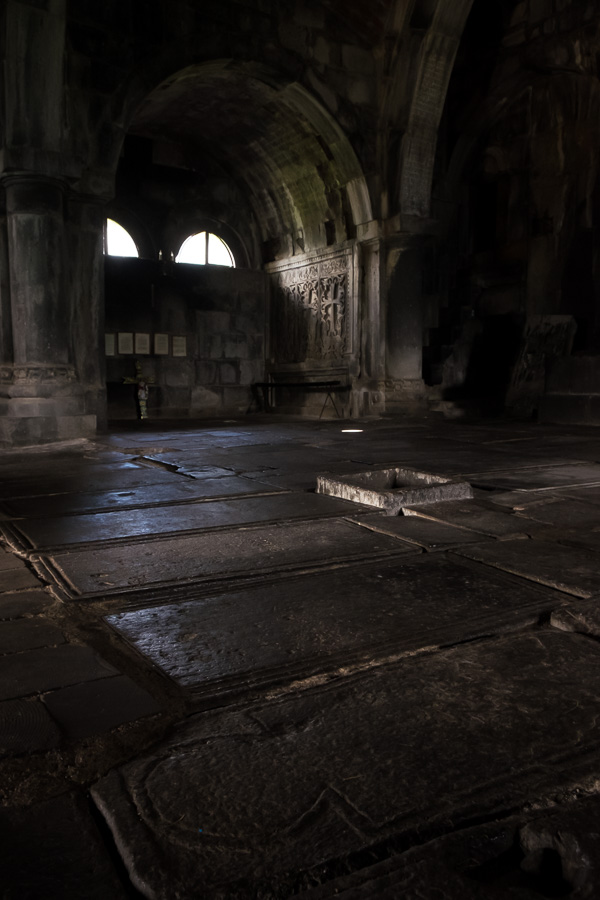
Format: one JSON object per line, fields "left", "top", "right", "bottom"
{"left": 270, "top": 253, "right": 351, "bottom": 364}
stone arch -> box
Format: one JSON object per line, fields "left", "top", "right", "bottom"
{"left": 397, "top": 0, "right": 475, "bottom": 218}
{"left": 105, "top": 55, "right": 372, "bottom": 259}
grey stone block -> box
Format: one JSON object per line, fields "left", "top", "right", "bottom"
{"left": 317, "top": 466, "right": 473, "bottom": 514}
{"left": 43, "top": 675, "right": 161, "bottom": 739}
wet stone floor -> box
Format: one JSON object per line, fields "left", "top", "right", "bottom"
{"left": 2, "top": 415, "right": 600, "bottom": 898}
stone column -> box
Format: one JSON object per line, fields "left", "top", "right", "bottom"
{"left": 0, "top": 187, "right": 13, "bottom": 399}
{"left": 0, "top": 173, "right": 95, "bottom": 445}
{"left": 67, "top": 193, "right": 107, "bottom": 431}
{"left": 385, "top": 236, "right": 427, "bottom": 412}
{"left": 354, "top": 236, "right": 387, "bottom": 415}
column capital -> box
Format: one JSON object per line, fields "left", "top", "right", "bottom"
{"left": 0, "top": 171, "right": 69, "bottom": 192}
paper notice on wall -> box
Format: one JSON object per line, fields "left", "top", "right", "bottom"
{"left": 172, "top": 335, "right": 187, "bottom": 357}
{"left": 135, "top": 333, "right": 151, "bottom": 355}
{"left": 154, "top": 333, "right": 169, "bottom": 355}
{"left": 105, "top": 333, "right": 116, "bottom": 356}
{"left": 118, "top": 332, "right": 134, "bottom": 355}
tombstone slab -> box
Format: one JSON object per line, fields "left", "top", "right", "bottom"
{"left": 41, "top": 519, "right": 415, "bottom": 597}
{"left": 106, "top": 556, "right": 559, "bottom": 702}
{"left": 402, "top": 499, "right": 531, "bottom": 538}
{"left": 454, "top": 539, "right": 600, "bottom": 598}
{"left": 513, "top": 497, "right": 600, "bottom": 529}
{"left": 92, "top": 632, "right": 600, "bottom": 900}
{"left": 468, "top": 463, "right": 600, "bottom": 491}
{"left": 7, "top": 492, "right": 364, "bottom": 551}
{"left": 0, "top": 476, "right": 283, "bottom": 519}
{"left": 348, "top": 513, "right": 493, "bottom": 550}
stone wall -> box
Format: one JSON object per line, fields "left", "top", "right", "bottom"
{"left": 105, "top": 259, "right": 266, "bottom": 420}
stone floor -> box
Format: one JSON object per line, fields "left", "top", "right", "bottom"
{"left": 2, "top": 414, "right": 600, "bottom": 898}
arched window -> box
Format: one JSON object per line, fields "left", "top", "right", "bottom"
{"left": 175, "top": 232, "right": 235, "bottom": 267}
{"left": 104, "top": 219, "right": 139, "bottom": 258}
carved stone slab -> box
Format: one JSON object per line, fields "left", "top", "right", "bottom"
{"left": 6, "top": 492, "right": 364, "bottom": 551}
{"left": 269, "top": 248, "right": 353, "bottom": 364}
{"left": 105, "top": 556, "right": 558, "bottom": 703}
{"left": 455, "top": 539, "right": 600, "bottom": 598}
{"left": 92, "top": 631, "right": 600, "bottom": 899}
{"left": 40, "top": 518, "right": 414, "bottom": 598}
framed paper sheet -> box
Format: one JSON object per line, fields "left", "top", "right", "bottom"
{"left": 135, "top": 332, "right": 151, "bottom": 355}
{"left": 105, "top": 333, "right": 116, "bottom": 356}
{"left": 172, "top": 335, "right": 187, "bottom": 357}
{"left": 118, "top": 332, "right": 134, "bottom": 355}
{"left": 154, "top": 333, "right": 169, "bottom": 355}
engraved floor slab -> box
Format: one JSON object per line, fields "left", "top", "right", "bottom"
{"left": 92, "top": 631, "right": 600, "bottom": 900}
{"left": 467, "top": 463, "right": 600, "bottom": 491}
{"left": 9, "top": 493, "right": 363, "bottom": 551}
{"left": 0, "top": 476, "right": 283, "bottom": 519}
{"left": 0, "top": 464, "right": 181, "bottom": 500}
{"left": 454, "top": 539, "right": 600, "bottom": 598}
{"left": 550, "top": 599, "right": 600, "bottom": 637}
{"left": 303, "top": 795, "right": 600, "bottom": 899}
{"left": 513, "top": 497, "right": 600, "bottom": 529}
{"left": 42, "top": 519, "right": 415, "bottom": 597}
{"left": 402, "top": 499, "right": 532, "bottom": 537}
{"left": 348, "top": 513, "right": 494, "bottom": 550}
{"left": 106, "top": 556, "right": 559, "bottom": 701}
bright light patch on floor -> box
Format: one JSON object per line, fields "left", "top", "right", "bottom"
{"left": 106, "top": 219, "right": 139, "bottom": 257}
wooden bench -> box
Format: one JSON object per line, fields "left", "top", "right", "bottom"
{"left": 251, "top": 380, "right": 350, "bottom": 418}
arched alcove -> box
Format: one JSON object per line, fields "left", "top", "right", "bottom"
{"left": 126, "top": 61, "right": 371, "bottom": 258}
{"left": 104, "top": 59, "right": 372, "bottom": 420}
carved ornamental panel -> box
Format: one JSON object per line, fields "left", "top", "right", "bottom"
{"left": 270, "top": 253, "right": 351, "bottom": 364}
